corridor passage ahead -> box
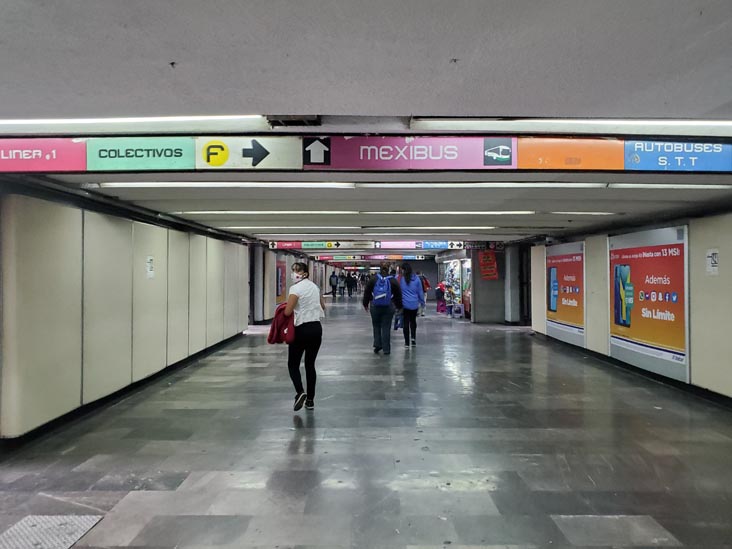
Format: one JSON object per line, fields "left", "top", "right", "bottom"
{"left": 2, "top": 299, "right": 732, "bottom": 548}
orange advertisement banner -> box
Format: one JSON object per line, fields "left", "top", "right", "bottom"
{"left": 518, "top": 138, "right": 624, "bottom": 170}
{"left": 546, "top": 252, "right": 584, "bottom": 327}
{"left": 609, "top": 243, "right": 685, "bottom": 353}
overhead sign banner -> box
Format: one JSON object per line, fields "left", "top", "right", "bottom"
{"left": 518, "top": 138, "right": 624, "bottom": 170}
{"left": 546, "top": 242, "right": 585, "bottom": 347}
{"left": 87, "top": 137, "right": 195, "bottom": 171}
{"left": 609, "top": 226, "right": 688, "bottom": 382}
{"left": 303, "top": 136, "right": 517, "bottom": 171}
{"left": 196, "top": 136, "right": 302, "bottom": 170}
{"left": 0, "top": 138, "right": 87, "bottom": 172}
{"left": 624, "top": 141, "right": 732, "bottom": 172}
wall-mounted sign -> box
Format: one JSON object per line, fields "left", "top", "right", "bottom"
{"left": 145, "top": 255, "right": 155, "bottom": 279}
{"left": 196, "top": 137, "right": 302, "bottom": 170}
{"left": 609, "top": 226, "right": 688, "bottom": 382}
{"left": 479, "top": 250, "right": 499, "bottom": 281}
{"left": 303, "top": 136, "right": 517, "bottom": 171}
{"left": 518, "top": 138, "right": 624, "bottom": 170}
{"left": 624, "top": 141, "right": 732, "bottom": 172}
{"left": 87, "top": 137, "right": 195, "bottom": 171}
{"left": 546, "top": 242, "right": 585, "bottom": 347}
{"left": 706, "top": 248, "right": 719, "bottom": 276}
{"left": 0, "top": 138, "right": 87, "bottom": 172}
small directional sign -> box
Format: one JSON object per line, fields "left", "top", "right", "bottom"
{"left": 303, "top": 137, "right": 331, "bottom": 165}
{"left": 374, "top": 242, "right": 382, "bottom": 249}
{"left": 448, "top": 241, "right": 465, "bottom": 250}
{"left": 196, "top": 137, "right": 302, "bottom": 170}
{"left": 269, "top": 241, "right": 277, "bottom": 249}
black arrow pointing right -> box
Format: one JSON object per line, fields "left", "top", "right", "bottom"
{"left": 242, "top": 140, "right": 270, "bottom": 167}
{"left": 335, "top": 242, "right": 341, "bottom": 248}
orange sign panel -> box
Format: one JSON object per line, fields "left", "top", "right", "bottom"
{"left": 518, "top": 138, "right": 624, "bottom": 170}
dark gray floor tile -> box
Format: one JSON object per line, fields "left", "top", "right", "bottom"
{"left": 553, "top": 515, "right": 681, "bottom": 546}
{"left": 452, "top": 514, "right": 570, "bottom": 545}
{"left": 130, "top": 515, "right": 250, "bottom": 546}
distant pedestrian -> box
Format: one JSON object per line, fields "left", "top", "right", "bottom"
{"left": 399, "top": 262, "right": 425, "bottom": 347}
{"left": 338, "top": 272, "right": 347, "bottom": 297}
{"left": 329, "top": 271, "right": 338, "bottom": 298}
{"left": 284, "top": 262, "right": 325, "bottom": 411}
{"left": 445, "top": 284, "right": 456, "bottom": 318}
{"left": 436, "top": 281, "right": 447, "bottom": 313}
{"left": 416, "top": 271, "right": 431, "bottom": 317}
{"left": 363, "top": 263, "right": 403, "bottom": 355}
{"left": 346, "top": 273, "right": 357, "bottom": 297}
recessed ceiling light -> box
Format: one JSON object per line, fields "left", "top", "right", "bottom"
{"left": 357, "top": 183, "right": 607, "bottom": 189}
{"left": 609, "top": 184, "right": 732, "bottom": 190}
{"left": 172, "top": 211, "right": 359, "bottom": 215}
{"left": 362, "top": 211, "right": 534, "bottom": 215}
{"left": 550, "top": 211, "right": 616, "bottom": 216}
{"left": 367, "top": 226, "right": 496, "bottom": 230}
{"left": 220, "top": 226, "right": 361, "bottom": 230}
{"left": 95, "top": 182, "right": 355, "bottom": 189}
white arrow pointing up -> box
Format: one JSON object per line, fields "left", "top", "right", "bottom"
{"left": 305, "top": 140, "right": 329, "bottom": 163}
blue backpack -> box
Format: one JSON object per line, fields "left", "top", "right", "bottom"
{"left": 372, "top": 274, "right": 393, "bottom": 306}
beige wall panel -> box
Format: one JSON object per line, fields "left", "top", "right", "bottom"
{"left": 82, "top": 212, "right": 133, "bottom": 404}
{"left": 238, "top": 245, "right": 250, "bottom": 332}
{"left": 167, "top": 230, "right": 190, "bottom": 365}
{"left": 585, "top": 235, "right": 610, "bottom": 356}
{"left": 531, "top": 245, "right": 547, "bottom": 334}
{"left": 132, "top": 223, "right": 168, "bottom": 382}
{"left": 189, "top": 234, "right": 207, "bottom": 355}
{"left": 689, "top": 213, "right": 732, "bottom": 397}
{"left": 206, "top": 238, "right": 225, "bottom": 346}
{"left": 223, "top": 242, "right": 239, "bottom": 338}
{"left": 263, "top": 250, "right": 277, "bottom": 320}
{"left": 1, "top": 195, "right": 82, "bottom": 437}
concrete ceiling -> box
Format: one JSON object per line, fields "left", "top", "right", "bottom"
{"left": 4, "top": 0, "right": 732, "bottom": 249}
{"left": 1, "top": 0, "right": 732, "bottom": 119}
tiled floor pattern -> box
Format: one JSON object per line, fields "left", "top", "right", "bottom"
{"left": 1, "top": 298, "right": 732, "bottom": 547}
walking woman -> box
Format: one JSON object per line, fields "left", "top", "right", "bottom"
{"left": 284, "top": 262, "right": 325, "bottom": 411}
{"left": 399, "top": 262, "right": 425, "bottom": 347}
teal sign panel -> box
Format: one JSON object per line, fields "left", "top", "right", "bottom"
{"left": 87, "top": 137, "right": 196, "bottom": 171}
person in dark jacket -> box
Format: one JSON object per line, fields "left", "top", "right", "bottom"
{"left": 363, "top": 263, "right": 403, "bottom": 355}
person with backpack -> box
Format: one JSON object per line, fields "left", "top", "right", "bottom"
{"left": 338, "top": 272, "right": 347, "bottom": 297}
{"left": 416, "top": 271, "right": 431, "bottom": 317}
{"left": 399, "top": 262, "right": 425, "bottom": 347}
{"left": 363, "top": 263, "right": 403, "bottom": 355}
{"left": 329, "top": 271, "right": 338, "bottom": 298}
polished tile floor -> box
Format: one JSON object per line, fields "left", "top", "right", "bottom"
{"left": 2, "top": 298, "right": 732, "bottom": 548}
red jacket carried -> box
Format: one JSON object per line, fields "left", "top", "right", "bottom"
{"left": 268, "top": 303, "right": 295, "bottom": 344}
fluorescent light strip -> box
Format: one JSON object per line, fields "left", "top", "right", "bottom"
{"left": 550, "top": 211, "right": 615, "bottom": 216}
{"left": 0, "top": 114, "right": 264, "bottom": 125}
{"left": 96, "top": 182, "right": 355, "bottom": 189}
{"left": 363, "top": 211, "right": 535, "bottom": 215}
{"left": 174, "top": 211, "right": 359, "bottom": 215}
{"left": 609, "top": 184, "right": 732, "bottom": 190}
{"left": 368, "top": 226, "right": 496, "bottom": 230}
{"left": 221, "top": 226, "right": 361, "bottom": 230}
{"left": 357, "top": 183, "right": 608, "bottom": 189}
{"left": 411, "top": 117, "right": 732, "bottom": 137}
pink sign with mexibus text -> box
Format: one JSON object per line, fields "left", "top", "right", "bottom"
{"left": 304, "top": 136, "right": 517, "bottom": 171}
{"left": 0, "top": 139, "right": 87, "bottom": 172}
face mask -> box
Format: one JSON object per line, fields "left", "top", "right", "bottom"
{"left": 291, "top": 272, "right": 303, "bottom": 282}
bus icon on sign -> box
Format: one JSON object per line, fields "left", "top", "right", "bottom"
{"left": 483, "top": 138, "right": 513, "bottom": 166}
{"left": 484, "top": 146, "right": 511, "bottom": 162}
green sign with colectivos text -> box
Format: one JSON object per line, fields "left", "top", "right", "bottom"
{"left": 87, "top": 137, "right": 196, "bottom": 171}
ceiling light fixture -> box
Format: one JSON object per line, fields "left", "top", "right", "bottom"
{"left": 172, "top": 210, "right": 359, "bottom": 215}
{"left": 221, "top": 226, "right": 361, "bottom": 230}
{"left": 0, "top": 114, "right": 269, "bottom": 135}
{"left": 608, "top": 184, "right": 732, "bottom": 190}
{"left": 367, "top": 226, "right": 496, "bottom": 230}
{"left": 356, "top": 182, "right": 608, "bottom": 189}
{"left": 410, "top": 117, "right": 732, "bottom": 137}
{"left": 362, "top": 211, "right": 535, "bottom": 215}
{"left": 550, "top": 211, "right": 616, "bottom": 216}
{"left": 95, "top": 182, "right": 355, "bottom": 189}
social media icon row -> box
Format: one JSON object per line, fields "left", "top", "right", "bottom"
{"left": 639, "top": 291, "right": 679, "bottom": 303}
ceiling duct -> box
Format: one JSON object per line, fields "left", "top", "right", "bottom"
{"left": 266, "top": 115, "right": 321, "bottom": 127}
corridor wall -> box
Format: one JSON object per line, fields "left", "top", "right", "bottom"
{"left": 0, "top": 194, "right": 250, "bottom": 438}
{"left": 531, "top": 211, "right": 732, "bottom": 399}
{"left": 263, "top": 250, "right": 277, "bottom": 320}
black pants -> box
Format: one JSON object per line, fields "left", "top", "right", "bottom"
{"left": 331, "top": 286, "right": 337, "bottom": 297}
{"left": 403, "top": 308, "right": 418, "bottom": 344}
{"left": 348, "top": 287, "right": 353, "bottom": 297}
{"left": 288, "top": 321, "right": 322, "bottom": 399}
{"left": 370, "top": 305, "right": 395, "bottom": 353}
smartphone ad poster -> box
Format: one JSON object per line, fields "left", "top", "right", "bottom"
{"left": 609, "top": 227, "right": 688, "bottom": 382}
{"left": 546, "top": 242, "right": 585, "bottom": 347}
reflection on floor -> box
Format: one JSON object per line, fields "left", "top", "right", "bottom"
{"left": 2, "top": 297, "right": 732, "bottom": 548}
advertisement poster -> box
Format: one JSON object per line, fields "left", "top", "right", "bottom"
{"left": 478, "top": 250, "right": 499, "bottom": 280}
{"left": 609, "top": 227, "right": 688, "bottom": 382}
{"left": 276, "top": 260, "right": 287, "bottom": 304}
{"left": 546, "top": 242, "right": 585, "bottom": 347}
